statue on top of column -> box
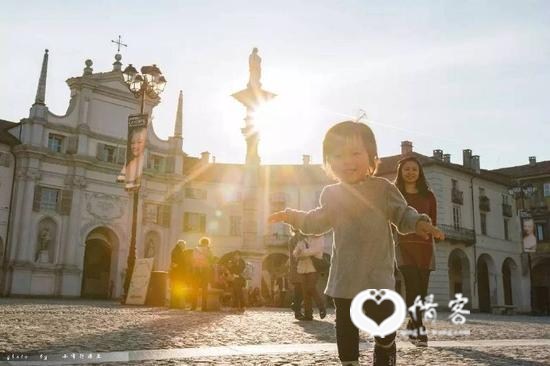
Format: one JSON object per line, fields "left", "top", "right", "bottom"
{"left": 248, "top": 47, "right": 262, "bottom": 89}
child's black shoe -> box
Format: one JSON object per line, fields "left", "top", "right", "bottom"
{"left": 373, "top": 340, "right": 396, "bottom": 366}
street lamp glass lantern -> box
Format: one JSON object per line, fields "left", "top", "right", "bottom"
{"left": 122, "top": 64, "right": 138, "bottom": 85}
{"left": 154, "top": 75, "right": 167, "bottom": 94}
{"left": 141, "top": 64, "right": 161, "bottom": 84}
{"left": 130, "top": 74, "right": 144, "bottom": 93}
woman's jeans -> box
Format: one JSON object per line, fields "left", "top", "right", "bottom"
{"left": 299, "top": 272, "right": 325, "bottom": 317}
{"left": 399, "top": 265, "right": 431, "bottom": 331}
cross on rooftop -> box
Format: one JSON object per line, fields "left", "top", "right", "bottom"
{"left": 111, "top": 35, "right": 127, "bottom": 53}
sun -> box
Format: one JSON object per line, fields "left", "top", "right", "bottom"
{"left": 250, "top": 85, "right": 320, "bottom": 163}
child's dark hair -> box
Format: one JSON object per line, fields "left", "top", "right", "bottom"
{"left": 394, "top": 156, "right": 431, "bottom": 197}
{"left": 322, "top": 121, "right": 379, "bottom": 178}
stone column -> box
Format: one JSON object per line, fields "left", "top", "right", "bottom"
{"left": 16, "top": 169, "right": 41, "bottom": 263}
{"left": 63, "top": 175, "right": 86, "bottom": 266}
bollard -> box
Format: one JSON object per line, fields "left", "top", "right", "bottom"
{"left": 146, "top": 271, "right": 168, "bottom": 307}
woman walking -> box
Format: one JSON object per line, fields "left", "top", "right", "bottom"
{"left": 394, "top": 156, "right": 438, "bottom": 347}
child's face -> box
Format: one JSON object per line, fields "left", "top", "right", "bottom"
{"left": 401, "top": 161, "right": 420, "bottom": 184}
{"left": 131, "top": 130, "right": 146, "bottom": 157}
{"left": 327, "top": 136, "right": 370, "bottom": 184}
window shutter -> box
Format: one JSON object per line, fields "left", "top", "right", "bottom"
{"left": 96, "top": 143, "right": 105, "bottom": 161}
{"left": 59, "top": 190, "right": 73, "bottom": 215}
{"left": 143, "top": 203, "right": 149, "bottom": 224}
{"left": 116, "top": 147, "right": 127, "bottom": 165}
{"left": 67, "top": 136, "right": 79, "bottom": 154}
{"left": 32, "top": 186, "right": 42, "bottom": 212}
{"left": 166, "top": 157, "right": 175, "bottom": 173}
{"left": 183, "top": 212, "right": 189, "bottom": 232}
{"left": 200, "top": 215, "right": 206, "bottom": 233}
{"left": 147, "top": 154, "right": 152, "bottom": 169}
{"left": 161, "top": 205, "right": 171, "bottom": 227}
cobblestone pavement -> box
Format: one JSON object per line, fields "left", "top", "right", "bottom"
{"left": 0, "top": 298, "right": 549, "bottom": 365}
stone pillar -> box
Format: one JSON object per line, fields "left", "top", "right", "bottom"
{"left": 63, "top": 175, "right": 86, "bottom": 267}
{"left": 15, "top": 169, "right": 41, "bottom": 262}
{"left": 494, "top": 272, "right": 504, "bottom": 307}
{"left": 9, "top": 168, "right": 40, "bottom": 295}
{"left": 7, "top": 169, "right": 26, "bottom": 262}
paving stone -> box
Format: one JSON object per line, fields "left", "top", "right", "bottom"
{"left": 0, "top": 298, "right": 548, "bottom": 365}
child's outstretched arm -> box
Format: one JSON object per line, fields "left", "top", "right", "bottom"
{"left": 268, "top": 187, "right": 333, "bottom": 235}
{"left": 416, "top": 219, "right": 445, "bottom": 240}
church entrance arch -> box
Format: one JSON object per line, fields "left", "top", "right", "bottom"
{"left": 81, "top": 227, "right": 119, "bottom": 299}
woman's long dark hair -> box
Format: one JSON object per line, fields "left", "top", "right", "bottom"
{"left": 394, "top": 156, "right": 431, "bottom": 197}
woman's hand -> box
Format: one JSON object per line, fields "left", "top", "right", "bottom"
{"left": 268, "top": 211, "right": 288, "bottom": 224}
{"left": 416, "top": 221, "right": 445, "bottom": 240}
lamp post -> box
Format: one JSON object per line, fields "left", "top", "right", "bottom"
{"left": 120, "top": 63, "right": 166, "bottom": 302}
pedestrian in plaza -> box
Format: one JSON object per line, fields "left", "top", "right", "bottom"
{"left": 268, "top": 121, "right": 444, "bottom": 366}
{"left": 228, "top": 251, "right": 246, "bottom": 312}
{"left": 170, "top": 240, "right": 188, "bottom": 308}
{"left": 394, "top": 156, "right": 439, "bottom": 347}
{"left": 190, "top": 237, "right": 214, "bottom": 311}
{"left": 288, "top": 230, "right": 304, "bottom": 319}
{"left": 248, "top": 286, "right": 262, "bottom": 307}
{"left": 293, "top": 233, "right": 326, "bottom": 321}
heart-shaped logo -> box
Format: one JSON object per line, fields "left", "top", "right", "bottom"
{"left": 350, "top": 289, "right": 406, "bottom": 337}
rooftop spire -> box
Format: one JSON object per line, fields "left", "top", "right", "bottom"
{"left": 34, "top": 49, "right": 49, "bottom": 106}
{"left": 174, "top": 90, "right": 183, "bottom": 138}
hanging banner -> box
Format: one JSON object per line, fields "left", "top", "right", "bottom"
{"left": 119, "top": 113, "right": 148, "bottom": 191}
{"left": 520, "top": 211, "right": 537, "bottom": 253}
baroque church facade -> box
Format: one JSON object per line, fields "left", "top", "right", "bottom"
{"left": 0, "top": 49, "right": 535, "bottom": 313}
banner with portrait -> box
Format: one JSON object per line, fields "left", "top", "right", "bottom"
{"left": 520, "top": 211, "right": 537, "bottom": 253}
{"left": 119, "top": 114, "right": 148, "bottom": 191}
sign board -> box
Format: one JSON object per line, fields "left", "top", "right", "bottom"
{"left": 126, "top": 258, "right": 154, "bottom": 305}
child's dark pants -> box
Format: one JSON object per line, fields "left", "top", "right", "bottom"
{"left": 333, "top": 297, "right": 396, "bottom": 362}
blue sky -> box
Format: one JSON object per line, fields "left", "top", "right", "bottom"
{"left": 1, "top": 0, "right": 549, "bottom": 169}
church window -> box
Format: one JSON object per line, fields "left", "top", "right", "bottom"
{"left": 230, "top": 216, "right": 241, "bottom": 236}
{"left": 183, "top": 212, "right": 206, "bottom": 232}
{"left": 149, "top": 154, "right": 165, "bottom": 172}
{"left": 48, "top": 134, "right": 64, "bottom": 153}
{"left": 97, "top": 143, "right": 125, "bottom": 164}
{"left": 185, "top": 188, "right": 207, "bottom": 200}
{"left": 41, "top": 188, "right": 60, "bottom": 211}
{"left": 104, "top": 145, "right": 116, "bottom": 163}
{"left": 144, "top": 203, "right": 171, "bottom": 227}
{"left": 270, "top": 192, "right": 287, "bottom": 213}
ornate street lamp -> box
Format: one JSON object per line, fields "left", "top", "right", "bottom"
{"left": 120, "top": 63, "right": 167, "bottom": 302}
{"left": 122, "top": 64, "right": 167, "bottom": 112}
{"left": 508, "top": 183, "right": 536, "bottom": 211}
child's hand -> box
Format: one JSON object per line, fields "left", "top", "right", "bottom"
{"left": 416, "top": 221, "right": 445, "bottom": 241}
{"left": 268, "top": 211, "right": 288, "bottom": 224}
